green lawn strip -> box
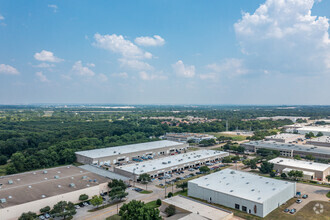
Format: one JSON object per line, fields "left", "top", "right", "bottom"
{"left": 106, "top": 214, "right": 121, "bottom": 220}
{"left": 173, "top": 190, "right": 188, "bottom": 196}
{"left": 145, "top": 200, "right": 161, "bottom": 209}
{"left": 207, "top": 132, "right": 247, "bottom": 141}
{"left": 327, "top": 191, "right": 330, "bottom": 198}
{"left": 139, "top": 190, "right": 153, "bottom": 194}
{"left": 88, "top": 201, "right": 121, "bottom": 212}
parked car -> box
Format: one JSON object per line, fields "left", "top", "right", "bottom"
{"left": 83, "top": 202, "right": 89, "bottom": 206}
{"left": 159, "top": 184, "right": 164, "bottom": 186}
{"left": 302, "top": 194, "right": 308, "bottom": 199}
{"left": 134, "top": 188, "right": 143, "bottom": 192}
{"left": 39, "top": 215, "right": 45, "bottom": 220}
{"left": 284, "top": 208, "right": 290, "bottom": 213}
{"left": 158, "top": 177, "right": 164, "bottom": 180}
{"left": 44, "top": 213, "right": 50, "bottom": 219}
{"left": 290, "top": 208, "right": 296, "bottom": 214}
{"left": 296, "top": 199, "right": 302, "bottom": 204}
{"left": 75, "top": 205, "right": 80, "bottom": 209}
{"left": 196, "top": 172, "right": 202, "bottom": 175}
{"left": 188, "top": 168, "right": 195, "bottom": 171}
{"left": 295, "top": 192, "right": 301, "bottom": 198}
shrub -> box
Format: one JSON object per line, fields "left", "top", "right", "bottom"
{"left": 167, "top": 192, "right": 173, "bottom": 198}
{"left": 156, "top": 199, "right": 162, "bottom": 206}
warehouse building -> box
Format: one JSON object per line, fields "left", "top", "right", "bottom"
{"left": 269, "top": 157, "right": 330, "bottom": 181}
{"left": 164, "top": 133, "right": 216, "bottom": 143}
{"left": 75, "top": 140, "right": 188, "bottom": 165}
{"left": 264, "top": 133, "right": 304, "bottom": 143}
{"left": 242, "top": 141, "right": 330, "bottom": 160}
{"left": 114, "top": 150, "right": 229, "bottom": 179}
{"left": 0, "top": 166, "right": 108, "bottom": 220}
{"left": 161, "top": 196, "right": 233, "bottom": 220}
{"left": 188, "top": 169, "right": 296, "bottom": 218}
{"left": 293, "top": 126, "right": 330, "bottom": 136}
{"left": 306, "top": 136, "right": 330, "bottom": 147}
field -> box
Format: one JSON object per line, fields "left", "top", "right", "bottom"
{"left": 207, "top": 132, "right": 247, "bottom": 141}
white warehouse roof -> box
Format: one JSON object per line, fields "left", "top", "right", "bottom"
{"left": 297, "top": 126, "right": 330, "bottom": 132}
{"left": 189, "top": 169, "right": 295, "bottom": 204}
{"left": 309, "top": 136, "right": 330, "bottom": 143}
{"left": 116, "top": 150, "right": 228, "bottom": 174}
{"left": 269, "top": 157, "right": 330, "bottom": 172}
{"left": 75, "top": 140, "right": 185, "bottom": 159}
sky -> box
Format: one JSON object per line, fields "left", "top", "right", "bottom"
{"left": 0, "top": 0, "right": 329, "bottom": 105}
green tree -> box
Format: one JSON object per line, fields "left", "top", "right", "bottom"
{"left": 199, "top": 166, "right": 210, "bottom": 173}
{"left": 50, "top": 201, "right": 76, "bottom": 220}
{"left": 176, "top": 181, "right": 188, "bottom": 192}
{"left": 165, "top": 204, "right": 176, "bottom": 217}
{"left": 294, "top": 155, "right": 301, "bottom": 160}
{"left": 79, "top": 194, "right": 89, "bottom": 202}
{"left": 108, "top": 179, "right": 127, "bottom": 191}
{"left": 109, "top": 186, "right": 128, "bottom": 201}
{"left": 18, "top": 212, "right": 37, "bottom": 220}
{"left": 326, "top": 175, "right": 330, "bottom": 182}
{"left": 156, "top": 199, "right": 162, "bottom": 206}
{"left": 0, "top": 155, "right": 7, "bottom": 165}
{"left": 222, "top": 156, "right": 232, "bottom": 163}
{"left": 270, "top": 171, "right": 276, "bottom": 177}
{"left": 167, "top": 192, "right": 173, "bottom": 198}
{"left": 40, "top": 206, "right": 50, "bottom": 214}
{"left": 259, "top": 161, "right": 274, "bottom": 174}
{"left": 250, "top": 160, "right": 257, "bottom": 169}
{"left": 90, "top": 195, "right": 103, "bottom": 208}
{"left": 139, "top": 173, "right": 152, "bottom": 190}
{"left": 281, "top": 173, "right": 287, "bottom": 179}
{"left": 119, "top": 200, "right": 161, "bottom": 220}
{"left": 316, "top": 132, "right": 323, "bottom": 137}
{"left": 305, "top": 154, "right": 315, "bottom": 161}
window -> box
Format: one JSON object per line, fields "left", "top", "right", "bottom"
{"left": 242, "top": 206, "right": 247, "bottom": 212}
{"left": 235, "top": 204, "right": 240, "bottom": 209}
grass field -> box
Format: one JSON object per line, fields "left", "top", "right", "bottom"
{"left": 106, "top": 214, "right": 121, "bottom": 220}
{"left": 207, "top": 132, "right": 247, "bottom": 141}
{"left": 139, "top": 190, "right": 153, "bottom": 194}
{"left": 145, "top": 200, "right": 161, "bottom": 209}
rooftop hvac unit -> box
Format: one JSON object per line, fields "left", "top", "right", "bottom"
{"left": 43, "top": 170, "right": 48, "bottom": 174}
{"left": 69, "top": 183, "right": 75, "bottom": 187}
{"left": 28, "top": 185, "right": 32, "bottom": 188}
{"left": 41, "top": 195, "right": 46, "bottom": 198}
{"left": 82, "top": 176, "right": 87, "bottom": 179}
{"left": 230, "top": 171, "right": 235, "bottom": 174}
{"left": 93, "top": 179, "right": 97, "bottom": 182}
{"left": 8, "top": 180, "right": 13, "bottom": 184}
{"left": 54, "top": 176, "right": 59, "bottom": 179}
{"left": 58, "top": 185, "right": 61, "bottom": 188}
{"left": 0, "top": 198, "right": 6, "bottom": 203}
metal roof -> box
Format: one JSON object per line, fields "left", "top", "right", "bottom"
{"left": 75, "top": 140, "right": 185, "bottom": 159}
{"left": 189, "top": 169, "right": 295, "bottom": 204}
{"left": 116, "top": 150, "right": 229, "bottom": 174}
{"left": 269, "top": 157, "right": 330, "bottom": 172}
{"left": 79, "top": 165, "right": 129, "bottom": 181}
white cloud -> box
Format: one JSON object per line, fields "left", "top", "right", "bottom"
{"left": 93, "top": 33, "right": 152, "bottom": 59}
{"left": 33, "top": 63, "right": 55, "bottom": 68}
{"left": 111, "top": 72, "right": 128, "bottom": 79}
{"left": 48, "top": 4, "right": 58, "bottom": 13}
{"left": 234, "top": 0, "right": 330, "bottom": 74}
{"left": 35, "top": 71, "right": 49, "bottom": 82}
{"left": 206, "top": 58, "right": 248, "bottom": 78}
{"left": 119, "top": 59, "right": 153, "bottom": 70}
{"left": 0, "top": 14, "right": 4, "bottom": 20}
{"left": 97, "top": 73, "right": 108, "bottom": 82}
{"left": 72, "top": 61, "right": 95, "bottom": 76}
{"left": 139, "top": 71, "right": 167, "bottom": 81}
{"left": 172, "top": 60, "right": 195, "bottom": 78}
{"left": 0, "top": 64, "right": 19, "bottom": 75}
{"left": 199, "top": 73, "right": 217, "bottom": 80}
{"left": 34, "top": 50, "right": 63, "bottom": 62}
{"left": 87, "top": 63, "right": 95, "bottom": 67}
{"left": 135, "top": 35, "right": 165, "bottom": 47}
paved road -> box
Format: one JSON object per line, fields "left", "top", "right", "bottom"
{"left": 286, "top": 183, "right": 329, "bottom": 214}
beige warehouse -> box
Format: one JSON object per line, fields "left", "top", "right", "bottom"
{"left": 0, "top": 166, "right": 108, "bottom": 220}
{"left": 269, "top": 157, "right": 330, "bottom": 181}
{"left": 75, "top": 140, "right": 188, "bottom": 165}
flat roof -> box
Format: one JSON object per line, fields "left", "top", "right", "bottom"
{"left": 0, "top": 166, "right": 108, "bottom": 208}
{"left": 244, "top": 141, "right": 330, "bottom": 155}
{"left": 79, "top": 165, "right": 129, "bottom": 181}
{"left": 75, "top": 140, "right": 185, "bottom": 159}
{"left": 297, "top": 126, "right": 330, "bottom": 132}
{"left": 265, "top": 133, "right": 304, "bottom": 140}
{"left": 269, "top": 157, "right": 330, "bottom": 172}
{"left": 116, "top": 150, "right": 228, "bottom": 174}
{"left": 308, "top": 136, "right": 330, "bottom": 143}
{"left": 163, "top": 196, "right": 232, "bottom": 220}
{"left": 189, "top": 169, "right": 295, "bottom": 204}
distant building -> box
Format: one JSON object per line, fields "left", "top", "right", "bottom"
{"left": 264, "top": 133, "right": 304, "bottom": 143}
{"left": 75, "top": 140, "right": 188, "bottom": 165}
{"left": 292, "top": 126, "right": 330, "bottom": 136}
{"left": 306, "top": 136, "right": 330, "bottom": 147}
{"left": 188, "top": 169, "right": 296, "bottom": 218}
{"left": 242, "top": 141, "right": 330, "bottom": 160}
{"left": 164, "top": 133, "right": 216, "bottom": 143}
{"left": 161, "top": 195, "right": 233, "bottom": 220}
{"left": 0, "top": 166, "right": 108, "bottom": 220}
{"left": 269, "top": 157, "right": 330, "bottom": 181}
{"left": 114, "top": 150, "right": 229, "bottom": 179}
{"left": 256, "top": 116, "right": 309, "bottom": 122}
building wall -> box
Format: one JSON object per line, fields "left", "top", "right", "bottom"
{"left": 76, "top": 143, "right": 188, "bottom": 165}
{"left": 306, "top": 141, "right": 330, "bottom": 148}
{"left": 296, "top": 130, "right": 330, "bottom": 136}
{"left": 0, "top": 183, "right": 108, "bottom": 220}
{"left": 188, "top": 181, "right": 295, "bottom": 218}
{"left": 272, "top": 164, "right": 329, "bottom": 180}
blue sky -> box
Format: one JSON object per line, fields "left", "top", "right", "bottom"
{"left": 0, "top": 0, "right": 329, "bottom": 105}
